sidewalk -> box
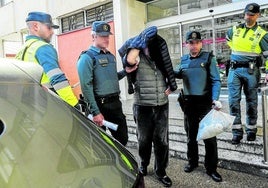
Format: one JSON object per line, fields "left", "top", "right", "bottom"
{"left": 127, "top": 147, "right": 268, "bottom": 188}
{"left": 122, "top": 91, "right": 268, "bottom": 188}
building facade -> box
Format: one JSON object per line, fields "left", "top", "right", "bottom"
{"left": 0, "top": 0, "right": 267, "bottom": 98}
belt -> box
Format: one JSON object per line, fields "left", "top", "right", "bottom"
{"left": 96, "top": 94, "right": 119, "bottom": 104}
{"left": 230, "top": 61, "right": 253, "bottom": 68}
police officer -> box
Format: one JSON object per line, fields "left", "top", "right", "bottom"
{"left": 76, "top": 21, "right": 137, "bottom": 146}
{"left": 16, "top": 11, "right": 79, "bottom": 108}
{"left": 226, "top": 3, "right": 268, "bottom": 144}
{"left": 174, "top": 31, "right": 222, "bottom": 182}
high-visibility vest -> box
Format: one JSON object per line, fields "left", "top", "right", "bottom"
{"left": 228, "top": 25, "right": 266, "bottom": 57}
{"left": 16, "top": 39, "right": 78, "bottom": 106}
{"left": 16, "top": 39, "right": 52, "bottom": 87}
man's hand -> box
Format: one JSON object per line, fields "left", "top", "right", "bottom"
{"left": 125, "top": 58, "right": 139, "bottom": 73}
{"left": 165, "top": 87, "right": 172, "bottom": 96}
{"left": 212, "top": 100, "right": 222, "bottom": 111}
{"left": 93, "top": 113, "right": 104, "bottom": 127}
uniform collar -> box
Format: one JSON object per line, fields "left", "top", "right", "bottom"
{"left": 189, "top": 50, "right": 203, "bottom": 59}
{"left": 89, "top": 45, "right": 110, "bottom": 54}
{"left": 240, "top": 23, "right": 258, "bottom": 30}
{"left": 26, "top": 35, "right": 46, "bottom": 42}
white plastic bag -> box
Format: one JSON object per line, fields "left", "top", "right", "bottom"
{"left": 197, "top": 109, "right": 235, "bottom": 141}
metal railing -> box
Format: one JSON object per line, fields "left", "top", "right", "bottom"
{"left": 258, "top": 86, "right": 268, "bottom": 164}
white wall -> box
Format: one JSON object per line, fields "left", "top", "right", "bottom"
{"left": 0, "top": 0, "right": 114, "bottom": 42}
{"left": 0, "top": 0, "right": 115, "bottom": 55}
{"left": 113, "top": 0, "right": 147, "bottom": 99}
{"left": 0, "top": 2, "right": 16, "bottom": 37}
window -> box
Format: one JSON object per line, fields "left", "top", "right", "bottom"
{"left": 146, "top": 0, "right": 234, "bottom": 20}
{"left": 61, "top": 2, "right": 113, "bottom": 33}
{"left": 86, "top": 2, "right": 113, "bottom": 27}
{"left": 158, "top": 26, "right": 181, "bottom": 66}
{"left": 147, "top": 0, "right": 178, "bottom": 22}
{"left": 61, "top": 12, "right": 84, "bottom": 33}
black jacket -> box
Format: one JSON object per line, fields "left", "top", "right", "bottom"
{"left": 118, "top": 34, "right": 177, "bottom": 93}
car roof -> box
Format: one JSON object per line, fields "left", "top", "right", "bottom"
{"left": 0, "top": 58, "right": 43, "bottom": 85}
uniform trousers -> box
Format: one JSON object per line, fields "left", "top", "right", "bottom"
{"left": 184, "top": 96, "right": 218, "bottom": 172}
{"left": 96, "top": 97, "right": 128, "bottom": 146}
{"left": 227, "top": 67, "right": 259, "bottom": 136}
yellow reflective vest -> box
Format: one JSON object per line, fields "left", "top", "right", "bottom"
{"left": 228, "top": 25, "right": 266, "bottom": 56}
{"left": 16, "top": 38, "right": 78, "bottom": 107}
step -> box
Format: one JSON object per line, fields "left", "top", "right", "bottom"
{"left": 125, "top": 114, "right": 268, "bottom": 177}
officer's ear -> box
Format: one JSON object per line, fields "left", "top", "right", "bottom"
{"left": 91, "top": 34, "right": 97, "bottom": 41}
{"left": 27, "top": 21, "right": 39, "bottom": 31}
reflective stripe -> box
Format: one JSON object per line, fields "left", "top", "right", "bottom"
{"left": 263, "top": 50, "right": 268, "bottom": 56}
{"left": 245, "top": 124, "right": 257, "bottom": 130}
{"left": 232, "top": 51, "right": 260, "bottom": 57}
{"left": 53, "top": 80, "right": 70, "bottom": 91}
{"left": 232, "top": 124, "right": 242, "bottom": 129}
{"left": 46, "top": 68, "right": 64, "bottom": 78}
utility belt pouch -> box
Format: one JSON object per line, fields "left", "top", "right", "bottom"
{"left": 248, "top": 62, "right": 254, "bottom": 74}
{"left": 177, "top": 89, "right": 185, "bottom": 112}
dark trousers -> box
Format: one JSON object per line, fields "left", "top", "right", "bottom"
{"left": 133, "top": 103, "right": 169, "bottom": 177}
{"left": 184, "top": 96, "right": 218, "bottom": 172}
{"left": 97, "top": 98, "right": 128, "bottom": 146}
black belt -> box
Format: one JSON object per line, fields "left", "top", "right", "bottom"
{"left": 230, "top": 61, "right": 253, "bottom": 68}
{"left": 96, "top": 94, "right": 119, "bottom": 104}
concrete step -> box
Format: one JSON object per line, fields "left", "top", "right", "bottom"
{"left": 125, "top": 112, "right": 268, "bottom": 178}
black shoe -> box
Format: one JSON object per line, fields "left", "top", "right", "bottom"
{"left": 231, "top": 135, "right": 243, "bottom": 145}
{"left": 206, "top": 171, "right": 222, "bottom": 182}
{"left": 139, "top": 166, "right": 147, "bottom": 176}
{"left": 247, "top": 132, "right": 256, "bottom": 141}
{"left": 157, "top": 175, "right": 172, "bottom": 187}
{"left": 184, "top": 163, "right": 198, "bottom": 173}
